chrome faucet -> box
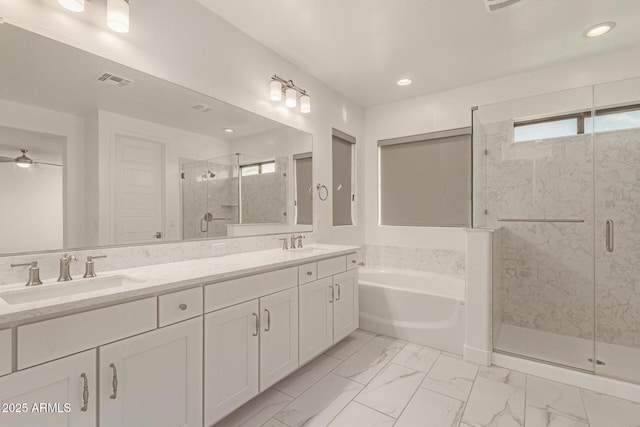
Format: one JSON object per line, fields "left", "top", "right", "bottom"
{"left": 295, "top": 235, "right": 305, "bottom": 248}
{"left": 83, "top": 255, "right": 108, "bottom": 278}
{"left": 279, "top": 238, "right": 289, "bottom": 250}
{"left": 290, "top": 234, "right": 297, "bottom": 249}
{"left": 58, "top": 253, "right": 78, "bottom": 282}
{"left": 11, "top": 261, "right": 43, "bottom": 286}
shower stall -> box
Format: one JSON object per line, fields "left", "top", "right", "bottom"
{"left": 473, "top": 76, "right": 640, "bottom": 385}
{"left": 181, "top": 153, "right": 287, "bottom": 239}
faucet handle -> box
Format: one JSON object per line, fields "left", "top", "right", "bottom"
{"left": 84, "top": 255, "right": 107, "bottom": 278}
{"left": 296, "top": 235, "right": 305, "bottom": 248}
{"left": 11, "top": 261, "right": 43, "bottom": 286}
{"left": 278, "top": 238, "right": 289, "bottom": 250}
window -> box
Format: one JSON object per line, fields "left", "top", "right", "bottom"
{"left": 240, "top": 161, "right": 275, "bottom": 176}
{"left": 294, "top": 153, "right": 313, "bottom": 225}
{"left": 514, "top": 104, "right": 640, "bottom": 142}
{"left": 378, "top": 128, "right": 471, "bottom": 227}
{"left": 332, "top": 129, "right": 355, "bottom": 226}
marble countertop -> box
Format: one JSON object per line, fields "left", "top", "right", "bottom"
{"left": 0, "top": 244, "right": 359, "bottom": 325}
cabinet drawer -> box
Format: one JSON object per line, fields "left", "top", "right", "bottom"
{"left": 317, "top": 256, "right": 346, "bottom": 279}
{"left": 159, "top": 287, "right": 203, "bottom": 327}
{"left": 18, "top": 298, "right": 157, "bottom": 369}
{"left": 0, "top": 329, "right": 11, "bottom": 376}
{"left": 298, "top": 262, "right": 317, "bottom": 285}
{"left": 205, "top": 267, "right": 297, "bottom": 313}
{"left": 346, "top": 253, "right": 361, "bottom": 270}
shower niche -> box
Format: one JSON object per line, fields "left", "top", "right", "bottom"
{"left": 473, "top": 76, "right": 640, "bottom": 385}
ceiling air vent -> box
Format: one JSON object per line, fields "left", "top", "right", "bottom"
{"left": 97, "top": 72, "right": 134, "bottom": 87}
{"left": 485, "top": 0, "right": 522, "bottom": 11}
{"left": 192, "top": 103, "right": 214, "bottom": 113}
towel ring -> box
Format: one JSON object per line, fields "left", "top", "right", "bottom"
{"left": 316, "top": 183, "right": 328, "bottom": 201}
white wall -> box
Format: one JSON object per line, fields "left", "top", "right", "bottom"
{"left": 1, "top": 0, "right": 366, "bottom": 249}
{"left": 96, "top": 110, "right": 232, "bottom": 243}
{"left": 365, "top": 44, "right": 640, "bottom": 251}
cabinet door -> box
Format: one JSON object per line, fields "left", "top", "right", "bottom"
{"left": 299, "top": 277, "right": 334, "bottom": 364}
{"left": 204, "top": 299, "right": 259, "bottom": 426}
{"left": 99, "top": 318, "right": 203, "bottom": 427}
{"left": 260, "top": 287, "right": 299, "bottom": 390}
{"left": 333, "top": 270, "right": 359, "bottom": 342}
{"left": 0, "top": 350, "right": 96, "bottom": 427}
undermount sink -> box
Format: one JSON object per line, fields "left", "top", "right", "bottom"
{"left": 0, "top": 275, "right": 138, "bottom": 305}
{"left": 286, "top": 247, "right": 331, "bottom": 255}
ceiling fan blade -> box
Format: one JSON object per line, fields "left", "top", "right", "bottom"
{"left": 34, "top": 161, "right": 63, "bottom": 167}
{"left": 0, "top": 157, "right": 16, "bottom": 163}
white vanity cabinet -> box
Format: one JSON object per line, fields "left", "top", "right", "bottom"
{"left": 98, "top": 317, "right": 203, "bottom": 427}
{"left": 0, "top": 350, "right": 97, "bottom": 427}
{"left": 299, "top": 268, "right": 359, "bottom": 364}
{"left": 203, "top": 286, "right": 299, "bottom": 426}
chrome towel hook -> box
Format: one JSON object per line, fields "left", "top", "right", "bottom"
{"left": 316, "top": 183, "right": 328, "bottom": 201}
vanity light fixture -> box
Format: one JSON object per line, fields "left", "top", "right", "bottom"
{"left": 583, "top": 22, "right": 616, "bottom": 38}
{"left": 58, "top": 0, "right": 85, "bottom": 12}
{"left": 107, "top": 0, "right": 130, "bottom": 33}
{"left": 397, "top": 78, "right": 412, "bottom": 86}
{"left": 269, "top": 75, "right": 311, "bottom": 114}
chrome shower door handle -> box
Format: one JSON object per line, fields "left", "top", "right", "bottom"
{"left": 80, "top": 373, "right": 89, "bottom": 412}
{"left": 109, "top": 363, "right": 118, "bottom": 400}
{"left": 606, "top": 220, "right": 614, "bottom": 252}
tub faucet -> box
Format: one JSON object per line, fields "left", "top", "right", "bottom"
{"left": 58, "top": 253, "right": 78, "bottom": 282}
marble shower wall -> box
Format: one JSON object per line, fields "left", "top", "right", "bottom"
{"left": 479, "top": 120, "right": 596, "bottom": 341}
{"left": 595, "top": 127, "right": 640, "bottom": 349}
{"left": 364, "top": 245, "right": 465, "bottom": 278}
{"left": 241, "top": 157, "right": 287, "bottom": 224}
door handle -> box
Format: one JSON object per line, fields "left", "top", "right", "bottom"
{"left": 329, "top": 285, "right": 334, "bottom": 303}
{"left": 80, "top": 373, "right": 89, "bottom": 412}
{"left": 335, "top": 284, "right": 341, "bottom": 301}
{"left": 252, "top": 312, "right": 259, "bottom": 336}
{"left": 264, "top": 309, "right": 271, "bottom": 332}
{"left": 109, "top": 363, "right": 118, "bottom": 400}
{"left": 606, "top": 220, "right": 614, "bottom": 252}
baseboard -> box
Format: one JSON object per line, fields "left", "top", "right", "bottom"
{"left": 463, "top": 345, "right": 491, "bottom": 366}
{"left": 493, "top": 352, "right": 640, "bottom": 403}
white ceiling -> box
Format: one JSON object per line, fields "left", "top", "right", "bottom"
{"left": 196, "top": 0, "right": 640, "bottom": 107}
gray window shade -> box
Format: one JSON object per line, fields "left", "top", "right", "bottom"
{"left": 379, "top": 132, "right": 470, "bottom": 227}
{"left": 295, "top": 155, "right": 313, "bottom": 225}
{"left": 332, "top": 134, "right": 353, "bottom": 226}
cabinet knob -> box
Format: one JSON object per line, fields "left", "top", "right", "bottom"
{"left": 179, "top": 303, "right": 188, "bottom": 311}
{"left": 306, "top": 271, "right": 313, "bottom": 276}
{"left": 351, "top": 259, "right": 357, "bottom": 264}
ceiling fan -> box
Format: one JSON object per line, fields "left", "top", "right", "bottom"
{"left": 484, "top": 0, "right": 523, "bottom": 12}
{"left": 0, "top": 149, "right": 62, "bottom": 168}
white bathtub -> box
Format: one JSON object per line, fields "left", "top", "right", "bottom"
{"left": 359, "top": 267, "right": 466, "bottom": 355}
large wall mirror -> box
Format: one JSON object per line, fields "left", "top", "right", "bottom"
{"left": 0, "top": 24, "right": 313, "bottom": 255}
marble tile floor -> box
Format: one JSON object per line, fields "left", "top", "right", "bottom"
{"left": 214, "top": 330, "right": 640, "bottom": 427}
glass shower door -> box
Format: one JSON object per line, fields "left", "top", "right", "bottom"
{"left": 474, "top": 86, "right": 597, "bottom": 371}
{"left": 594, "top": 77, "right": 640, "bottom": 384}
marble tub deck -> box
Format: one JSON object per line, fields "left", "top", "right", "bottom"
{"left": 214, "top": 330, "right": 640, "bottom": 427}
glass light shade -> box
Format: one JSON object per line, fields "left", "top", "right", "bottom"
{"left": 58, "top": 0, "right": 84, "bottom": 12}
{"left": 16, "top": 161, "right": 31, "bottom": 169}
{"left": 269, "top": 80, "right": 282, "bottom": 101}
{"left": 285, "top": 87, "right": 297, "bottom": 108}
{"left": 300, "top": 94, "right": 311, "bottom": 113}
{"left": 107, "top": 0, "right": 130, "bottom": 33}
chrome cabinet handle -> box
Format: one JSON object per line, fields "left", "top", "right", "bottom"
{"left": 109, "top": 363, "right": 118, "bottom": 400}
{"left": 80, "top": 373, "right": 89, "bottom": 412}
{"left": 264, "top": 309, "right": 271, "bottom": 332}
{"left": 307, "top": 271, "right": 313, "bottom": 276}
{"left": 351, "top": 259, "right": 357, "bottom": 264}
{"left": 606, "top": 220, "right": 614, "bottom": 252}
{"left": 179, "top": 303, "right": 187, "bottom": 311}
{"left": 335, "top": 284, "right": 341, "bottom": 301}
{"left": 329, "top": 285, "right": 334, "bottom": 303}
{"left": 252, "top": 313, "right": 259, "bottom": 336}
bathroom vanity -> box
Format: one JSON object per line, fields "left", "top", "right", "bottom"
{"left": 0, "top": 244, "right": 361, "bottom": 427}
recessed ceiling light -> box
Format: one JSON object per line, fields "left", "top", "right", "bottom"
{"left": 223, "top": 128, "right": 235, "bottom": 133}
{"left": 583, "top": 22, "right": 616, "bottom": 38}
{"left": 397, "top": 78, "right": 412, "bottom": 86}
